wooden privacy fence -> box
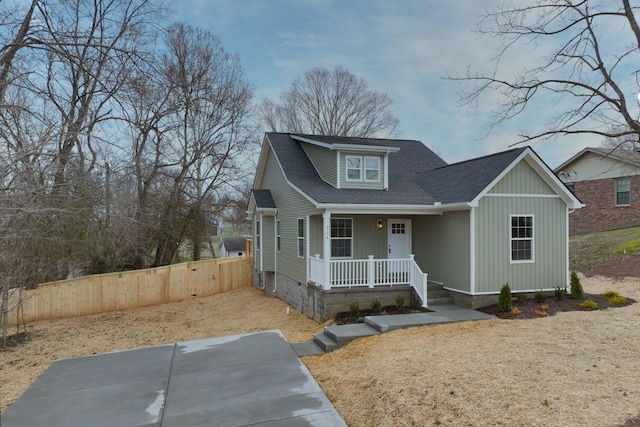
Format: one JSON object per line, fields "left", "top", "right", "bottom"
{"left": 5, "top": 256, "right": 253, "bottom": 325}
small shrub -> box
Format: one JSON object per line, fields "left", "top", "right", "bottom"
{"left": 603, "top": 290, "right": 620, "bottom": 298}
{"left": 609, "top": 295, "right": 627, "bottom": 305}
{"left": 356, "top": 317, "right": 365, "bottom": 323}
{"left": 497, "top": 283, "right": 512, "bottom": 312}
{"left": 570, "top": 271, "right": 585, "bottom": 300}
{"left": 534, "top": 290, "right": 547, "bottom": 303}
{"left": 371, "top": 298, "right": 382, "bottom": 314}
{"left": 579, "top": 300, "right": 598, "bottom": 310}
{"left": 535, "top": 310, "right": 548, "bottom": 317}
{"left": 381, "top": 310, "right": 388, "bottom": 315}
{"left": 511, "top": 307, "right": 521, "bottom": 317}
{"left": 396, "top": 294, "right": 405, "bottom": 311}
{"left": 349, "top": 301, "right": 360, "bottom": 318}
{"left": 516, "top": 292, "right": 527, "bottom": 305}
{"left": 540, "top": 304, "right": 549, "bottom": 311}
{"left": 555, "top": 286, "right": 565, "bottom": 300}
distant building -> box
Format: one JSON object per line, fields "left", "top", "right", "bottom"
{"left": 220, "top": 237, "right": 248, "bottom": 257}
{"left": 555, "top": 147, "right": 640, "bottom": 236}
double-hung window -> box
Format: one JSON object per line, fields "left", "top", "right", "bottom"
{"left": 297, "top": 218, "right": 304, "bottom": 258}
{"left": 346, "top": 156, "right": 361, "bottom": 181}
{"left": 616, "top": 178, "right": 630, "bottom": 205}
{"left": 364, "top": 157, "right": 380, "bottom": 182}
{"left": 331, "top": 218, "right": 353, "bottom": 258}
{"left": 510, "top": 215, "right": 533, "bottom": 262}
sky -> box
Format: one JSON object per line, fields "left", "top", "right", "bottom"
{"left": 172, "top": 0, "right": 633, "bottom": 168}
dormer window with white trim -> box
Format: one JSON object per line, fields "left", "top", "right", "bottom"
{"left": 364, "top": 157, "right": 380, "bottom": 182}
{"left": 346, "top": 155, "right": 361, "bottom": 181}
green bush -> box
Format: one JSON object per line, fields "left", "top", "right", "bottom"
{"left": 497, "top": 283, "right": 512, "bottom": 312}
{"left": 603, "top": 290, "right": 620, "bottom": 298}
{"left": 570, "top": 271, "right": 585, "bottom": 300}
{"left": 371, "top": 298, "right": 382, "bottom": 314}
{"left": 555, "top": 286, "right": 565, "bottom": 300}
{"left": 349, "top": 301, "right": 360, "bottom": 318}
{"left": 534, "top": 290, "right": 547, "bottom": 303}
{"left": 609, "top": 295, "right": 627, "bottom": 305}
{"left": 396, "top": 294, "right": 405, "bottom": 311}
{"left": 579, "top": 300, "right": 597, "bottom": 310}
{"left": 356, "top": 317, "right": 365, "bottom": 323}
{"left": 516, "top": 292, "right": 527, "bottom": 305}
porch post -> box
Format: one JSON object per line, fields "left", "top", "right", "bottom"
{"left": 322, "top": 211, "right": 331, "bottom": 290}
{"left": 367, "top": 255, "right": 375, "bottom": 288}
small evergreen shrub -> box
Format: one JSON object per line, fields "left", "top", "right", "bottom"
{"left": 349, "top": 301, "right": 360, "bottom": 318}
{"left": 371, "top": 298, "right": 382, "bottom": 314}
{"left": 516, "top": 292, "right": 527, "bottom": 305}
{"left": 609, "top": 295, "right": 627, "bottom": 305}
{"left": 497, "top": 283, "right": 512, "bottom": 312}
{"left": 534, "top": 290, "right": 547, "bottom": 303}
{"left": 579, "top": 300, "right": 597, "bottom": 310}
{"left": 555, "top": 286, "right": 565, "bottom": 300}
{"left": 356, "top": 317, "right": 365, "bottom": 323}
{"left": 396, "top": 294, "right": 405, "bottom": 311}
{"left": 603, "top": 290, "right": 620, "bottom": 298}
{"left": 570, "top": 271, "right": 585, "bottom": 300}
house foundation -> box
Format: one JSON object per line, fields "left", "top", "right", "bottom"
{"left": 254, "top": 270, "right": 420, "bottom": 322}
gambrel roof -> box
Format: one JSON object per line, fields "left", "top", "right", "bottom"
{"left": 254, "top": 133, "right": 582, "bottom": 211}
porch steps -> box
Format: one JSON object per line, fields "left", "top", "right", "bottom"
{"left": 426, "top": 282, "right": 453, "bottom": 306}
{"left": 313, "top": 324, "right": 380, "bottom": 352}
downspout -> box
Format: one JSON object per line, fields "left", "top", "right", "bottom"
{"left": 565, "top": 207, "right": 570, "bottom": 291}
{"left": 469, "top": 206, "right": 476, "bottom": 294}
{"left": 260, "top": 213, "right": 265, "bottom": 290}
{"left": 273, "top": 214, "right": 278, "bottom": 293}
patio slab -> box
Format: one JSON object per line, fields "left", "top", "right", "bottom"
{"left": 1, "top": 330, "right": 346, "bottom": 427}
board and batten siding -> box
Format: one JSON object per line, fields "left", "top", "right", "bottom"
{"left": 339, "top": 152, "right": 385, "bottom": 190}
{"left": 561, "top": 152, "right": 639, "bottom": 181}
{"left": 413, "top": 211, "right": 471, "bottom": 292}
{"left": 309, "top": 215, "right": 388, "bottom": 260}
{"left": 476, "top": 160, "right": 568, "bottom": 293}
{"left": 259, "top": 147, "right": 317, "bottom": 284}
{"left": 489, "top": 161, "right": 555, "bottom": 195}
{"left": 299, "top": 142, "right": 337, "bottom": 186}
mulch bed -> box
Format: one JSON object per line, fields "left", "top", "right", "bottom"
{"left": 477, "top": 293, "right": 636, "bottom": 320}
{"left": 333, "top": 305, "right": 430, "bottom": 325}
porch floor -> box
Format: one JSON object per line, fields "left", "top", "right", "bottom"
{"left": 292, "top": 304, "right": 494, "bottom": 356}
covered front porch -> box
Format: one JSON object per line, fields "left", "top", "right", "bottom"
{"left": 306, "top": 212, "right": 433, "bottom": 307}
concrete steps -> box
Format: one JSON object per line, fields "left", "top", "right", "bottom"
{"left": 426, "top": 282, "right": 453, "bottom": 306}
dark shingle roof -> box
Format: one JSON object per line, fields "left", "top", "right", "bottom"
{"left": 251, "top": 189, "right": 276, "bottom": 209}
{"left": 265, "top": 133, "right": 527, "bottom": 206}
{"left": 221, "top": 237, "right": 247, "bottom": 252}
{"left": 416, "top": 147, "right": 527, "bottom": 204}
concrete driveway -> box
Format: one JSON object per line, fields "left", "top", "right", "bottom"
{"left": 1, "top": 330, "right": 346, "bottom": 426}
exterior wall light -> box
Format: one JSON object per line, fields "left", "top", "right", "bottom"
{"left": 376, "top": 219, "right": 383, "bottom": 230}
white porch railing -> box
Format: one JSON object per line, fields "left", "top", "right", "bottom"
{"left": 308, "top": 254, "right": 429, "bottom": 307}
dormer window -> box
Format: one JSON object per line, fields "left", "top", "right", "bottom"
{"left": 346, "top": 155, "right": 380, "bottom": 182}
{"left": 346, "top": 156, "right": 361, "bottom": 180}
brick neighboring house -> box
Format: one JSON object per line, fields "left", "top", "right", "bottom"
{"left": 555, "top": 147, "right": 640, "bottom": 236}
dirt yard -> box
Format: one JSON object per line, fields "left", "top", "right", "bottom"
{"left": 2, "top": 276, "right": 640, "bottom": 426}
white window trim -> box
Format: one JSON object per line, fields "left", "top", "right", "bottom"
{"left": 615, "top": 177, "right": 631, "bottom": 206}
{"left": 364, "top": 156, "right": 380, "bottom": 182}
{"left": 256, "top": 219, "right": 261, "bottom": 251}
{"left": 510, "top": 214, "right": 534, "bottom": 264}
{"left": 331, "top": 217, "right": 353, "bottom": 259}
{"left": 297, "top": 218, "right": 304, "bottom": 259}
{"left": 345, "top": 155, "right": 362, "bottom": 182}
{"left": 276, "top": 219, "right": 281, "bottom": 252}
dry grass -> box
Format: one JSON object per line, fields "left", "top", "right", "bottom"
{"left": 304, "top": 276, "right": 640, "bottom": 426}
{"left": 2, "top": 276, "right": 640, "bottom": 426}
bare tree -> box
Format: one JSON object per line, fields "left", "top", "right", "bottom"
{"left": 449, "top": 0, "right": 640, "bottom": 145}
{"left": 260, "top": 66, "right": 399, "bottom": 137}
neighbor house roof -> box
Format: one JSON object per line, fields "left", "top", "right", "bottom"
{"left": 221, "top": 237, "right": 247, "bottom": 252}
{"left": 554, "top": 147, "right": 640, "bottom": 174}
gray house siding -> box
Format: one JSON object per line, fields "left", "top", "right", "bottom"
{"left": 413, "top": 211, "right": 471, "bottom": 292}
{"left": 300, "top": 142, "right": 337, "bottom": 186}
{"left": 475, "top": 161, "right": 567, "bottom": 293}
{"left": 258, "top": 216, "right": 275, "bottom": 271}
{"left": 259, "top": 147, "right": 317, "bottom": 284}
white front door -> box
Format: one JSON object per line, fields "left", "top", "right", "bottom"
{"left": 387, "top": 219, "right": 412, "bottom": 259}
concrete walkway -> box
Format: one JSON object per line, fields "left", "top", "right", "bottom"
{"left": 1, "top": 331, "right": 346, "bottom": 427}
{"left": 293, "top": 304, "right": 495, "bottom": 355}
